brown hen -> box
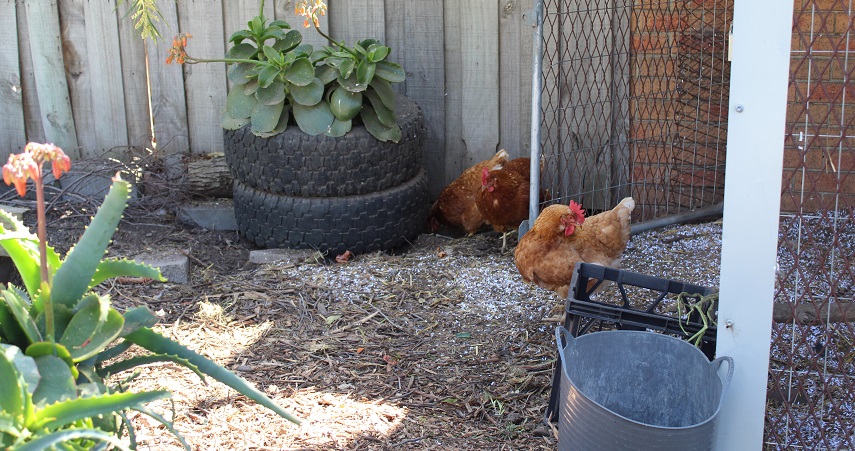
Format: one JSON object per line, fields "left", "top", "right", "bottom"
{"left": 514, "top": 197, "right": 635, "bottom": 298}
{"left": 476, "top": 166, "right": 530, "bottom": 252}
{"left": 428, "top": 149, "right": 510, "bottom": 235}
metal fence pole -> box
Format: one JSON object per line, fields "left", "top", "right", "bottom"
{"left": 522, "top": 0, "right": 545, "bottom": 238}
{"left": 715, "top": 0, "right": 794, "bottom": 448}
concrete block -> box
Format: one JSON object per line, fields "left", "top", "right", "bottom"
{"left": 177, "top": 199, "right": 238, "bottom": 231}
{"left": 133, "top": 250, "right": 190, "bottom": 284}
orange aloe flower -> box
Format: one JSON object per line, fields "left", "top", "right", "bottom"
{"left": 3, "top": 142, "right": 71, "bottom": 196}
{"left": 296, "top": 0, "right": 327, "bottom": 28}
{"left": 166, "top": 32, "right": 193, "bottom": 64}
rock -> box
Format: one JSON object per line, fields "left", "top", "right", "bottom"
{"left": 177, "top": 199, "right": 238, "bottom": 231}
{"left": 133, "top": 250, "right": 190, "bottom": 284}
{"left": 249, "top": 248, "right": 322, "bottom": 265}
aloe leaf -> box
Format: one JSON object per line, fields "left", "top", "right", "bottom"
{"left": 35, "top": 304, "right": 73, "bottom": 343}
{"left": 125, "top": 327, "right": 300, "bottom": 425}
{"left": 375, "top": 60, "right": 406, "bottom": 83}
{"left": 329, "top": 86, "right": 362, "bottom": 121}
{"left": 95, "top": 340, "right": 133, "bottom": 364}
{"left": 60, "top": 305, "right": 124, "bottom": 362}
{"left": 2, "top": 290, "right": 41, "bottom": 344}
{"left": 120, "top": 306, "right": 159, "bottom": 337}
{"left": 98, "top": 354, "right": 205, "bottom": 382}
{"left": 0, "top": 344, "right": 31, "bottom": 419}
{"left": 30, "top": 390, "right": 169, "bottom": 430}
{"left": 292, "top": 101, "right": 335, "bottom": 136}
{"left": 227, "top": 62, "right": 255, "bottom": 85}
{"left": 31, "top": 354, "right": 75, "bottom": 406}
{"left": 364, "top": 89, "right": 397, "bottom": 127}
{"left": 0, "top": 210, "right": 40, "bottom": 297}
{"left": 89, "top": 259, "right": 166, "bottom": 290}
{"left": 323, "top": 119, "right": 352, "bottom": 138}
{"left": 0, "top": 413, "right": 21, "bottom": 438}
{"left": 132, "top": 404, "right": 191, "bottom": 451}
{"left": 362, "top": 105, "right": 402, "bottom": 143}
{"left": 272, "top": 30, "right": 302, "bottom": 53}
{"left": 51, "top": 179, "right": 130, "bottom": 308}
{"left": 255, "top": 80, "right": 287, "bottom": 105}
{"left": 0, "top": 303, "right": 26, "bottom": 347}
{"left": 25, "top": 341, "right": 73, "bottom": 369}
{"left": 369, "top": 78, "right": 397, "bottom": 111}
{"left": 15, "top": 429, "right": 132, "bottom": 451}
{"left": 290, "top": 78, "right": 324, "bottom": 106}
{"left": 251, "top": 101, "right": 285, "bottom": 134}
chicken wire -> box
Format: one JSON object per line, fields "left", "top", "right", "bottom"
{"left": 768, "top": 0, "right": 855, "bottom": 448}
{"left": 534, "top": 0, "right": 855, "bottom": 448}
{"left": 536, "top": 0, "right": 731, "bottom": 220}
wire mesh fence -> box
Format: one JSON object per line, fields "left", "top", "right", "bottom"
{"left": 538, "top": 0, "right": 732, "bottom": 220}
{"left": 769, "top": 0, "right": 855, "bottom": 448}
{"left": 537, "top": 0, "right": 855, "bottom": 448}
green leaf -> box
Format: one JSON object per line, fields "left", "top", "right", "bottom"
{"left": 352, "top": 44, "right": 369, "bottom": 57}
{"left": 2, "top": 290, "right": 41, "bottom": 344}
{"left": 35, "top": 304, "right": 74, "bottom": 345}
{"left": 14, "top": 429, "right": 132, "bottom": 451}
{"left": 338, "top": 58, "right": 355, "bottom": 79}
{"left": 59, "top": 304, "right": 124, "bottom": 362}
{"left": 337, "top": 72, "right": 367, "bottom": 93}
{"left": 329, "top": 86, "right": 362, "bottom": 121}
{"left": 98, "top": 354, "right": 205, "bottom": 383}
{"left": 292, "top": 101, "right": 335, "bottom": 135}
{"left": 358, "top": 38, "right": 381, "bottom": 49}
{"left": 290, "top": 78, "right": 325, "bottom": 106}
{"left": 225, "top": 42, "right": 257, "bottom": 59}
{"left": 356, "top": 59, "right": 376, "bottom": 86}
{"left": 221, "top": 110, "right": 251, "bottom": 130}
{"left": 95, "top": 340, "right": 132, "bottom": 364}
{"left": 269, "top": 19, "right": 292, "bottom": 30}
{"left": 31, "top": 354, "right": 75, "bottom": 406}
{"left": 283, "top": 57, "right": 315, "bottom": 86}
{"left": 251, "top": 101, "right": 285, "bottom": 134}
{"left": 367, "top": 44, "right": 390, "bottom": 62}
{"left": 362, "top": 105, "right": 402, "bottom": 143}
{"left": 262, "top": 45, "right": 281, "bottom": 64}
{"left": 0, "top": 344, "right": 32, "bottom": 419}
{"left": 369, "top": 78, "right": 397, "bottom": 111}
{"left": 0, "top": 303, "right": 26, "bottom": 347}
{"left": 125, "top": 327, "right": 300, "bottom": 424}
{"left": 310, "top": 47, "right": 330, "bottom": 63}
{"left": 248, "top": 15, "right": 266, "bottom": 35}
{"left": 255, "top": 81, "right": 287, "bottom": 105}
{"left": 375, "top": 61, "right": 406, "bottom": 83}
{"left": 253, "top": 106, "right": 291, "bottom": 138}
{"left": 316, "top": 65, "right": 338, "bottom": 84}
{"left": 272, "top": 29, "right": 302, "bottom": 53}
{"left": 456, "top": 332, "right": 471, "bottom": 339}
{"left": 30, "top": 390, "right": 169, "bottom": 430}
{"left": 0, "top": 209, "right": 62, "bottom": 298}
{"left": 89, "top": 259, "right": 166, "bottom": 290}
{"left": 227, "top": 30, "right": 253, "bottom": 45}
{"left": 51, "top": 179, "right": 131, "bottom": 308}
{"left": 120, "top": 306, "right": 159, "bottom": 337}
{"left": 226, "top": 84, "right": 258, "bottom": 119}
{"left": 365, "top": 89, "right": 397, "bottom": 127}
{"left": 324, "top": 119, "right": 352, "bottom": 138}
{"left": 227, "top": 62, "right": 256, "bottom": 85}
{"left": 244, "top": 78, "right": 260, "bottom": 95}
{"left": 257, "top": 65, "right": 281, "bottom": 89}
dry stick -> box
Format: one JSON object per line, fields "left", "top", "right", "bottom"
{"left": 329, "top": 310, "right": 380, "bottom": 334}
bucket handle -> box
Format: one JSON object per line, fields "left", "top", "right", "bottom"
{"left": 710, "top": 355, "right": 735, "bottom": 394}
{"left": 555, "top": 326, "right": 575, "bottom": 366}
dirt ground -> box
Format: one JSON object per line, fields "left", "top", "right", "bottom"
{"left": 11, "top": 187, "right": 723, "bottom": 451}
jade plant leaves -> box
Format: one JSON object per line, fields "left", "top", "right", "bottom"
{"left": 256, "top": 81, "right": 287, "bottom": 105}
{"left": 226, "top": 85, "right": 258, "bottom": 119}
{"left": 283, "top": 58, "right": 315, "bottom": 86}
{"left": 362, "top": 105, "right": 402, "bottom": 143}
{"left": 375, "top": 61, "right": 406, "bottom": 83}
{"left": 251, "top": 101, "right": 285, "bottom": 134}
{"left": 329, "top": 86, "right": 362, "bottom": 121}
{"left": 290, "top": 78, "right": 325, "bottom": 106}
{"left": 293, "top": 101, "right": 335, "bottom": 135}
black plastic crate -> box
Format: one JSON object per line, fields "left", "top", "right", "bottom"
{"left": 545, "top": 262, "right": 718, "bottom": 423}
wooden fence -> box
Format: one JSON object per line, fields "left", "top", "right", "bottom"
{"left": 0, "top": 0, "right": 535, "bottom": 198}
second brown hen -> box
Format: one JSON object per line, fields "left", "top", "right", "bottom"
{"left": 428, "top": 149, "right": 510, "bottom": 235}
{"left": 476, "top": 164, "right": 531, "bottom": 252}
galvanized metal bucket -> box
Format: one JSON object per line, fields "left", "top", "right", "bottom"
{"left": 555, "top": 327, "right": 733, "bottom": 451}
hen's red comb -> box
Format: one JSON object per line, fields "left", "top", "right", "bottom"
{"left": 568, "top": 200, "right": 586, "bottom": 224}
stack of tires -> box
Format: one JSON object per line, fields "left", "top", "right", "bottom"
{"left": 223, "top": 95, "right": 428, "bottom": 256}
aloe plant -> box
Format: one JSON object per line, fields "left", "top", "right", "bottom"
{"left": 164, "top": 0, "right": 406, "bottom": 141}
{"left": 0, "top": 143, "right": 299, "bottom": 449}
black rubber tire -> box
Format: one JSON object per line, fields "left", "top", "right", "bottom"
{"left": 224, "top": 95, "right": 425, "bottom": 197}
{"left": 234, "top": 170, "right": 429, "bottom": 255}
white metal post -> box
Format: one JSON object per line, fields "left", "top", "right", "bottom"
{"left": 715, "top": 0, "right": 794, "bottom": 448}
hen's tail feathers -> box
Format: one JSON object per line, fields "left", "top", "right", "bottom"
{"left": 615, "top": 197, "right": 636, "bottom": 220}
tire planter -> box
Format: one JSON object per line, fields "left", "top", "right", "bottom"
{"left": 223, "top": 95, "right": 424, "bottom": 197}
{"left": 233, "top": 170, "right": 428, "bottom": 254}
{"left": 224, "top": 94, "right": 428, "bottom": 255}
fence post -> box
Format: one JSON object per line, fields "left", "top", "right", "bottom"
{"left": 715, "top": 0, "right": 794, "bottom": 448}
